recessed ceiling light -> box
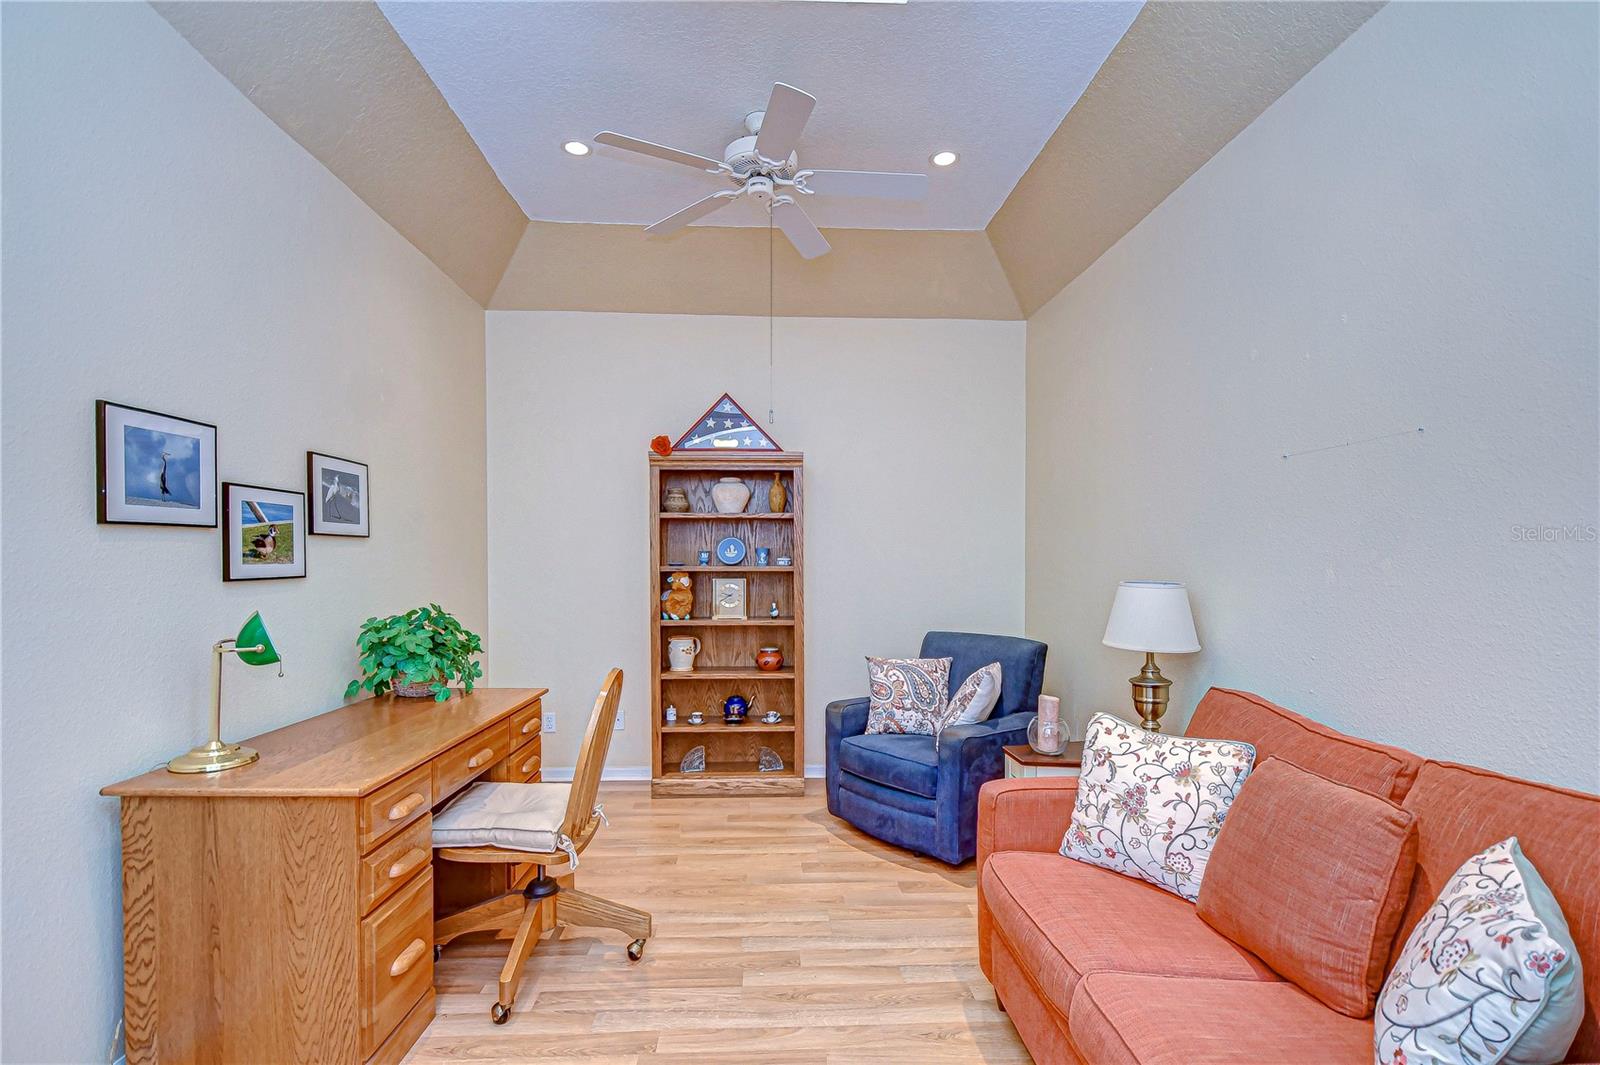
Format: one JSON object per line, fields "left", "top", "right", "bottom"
{"left": 563, "top": 141, "right": 591, "bottom": 156}
{"left": 930, "top": 150, "right": 959, "bottom": 168}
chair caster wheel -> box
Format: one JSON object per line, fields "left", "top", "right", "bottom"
{"left": 627, "top": 938, "right": 646, "bottom": 961}
{"left": 491, "top": 1002, "right": 511, "bottom": 1025}
{"left": 433, "top": 944, "right": 443, "bottom": 962}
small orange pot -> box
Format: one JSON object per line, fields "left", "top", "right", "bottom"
{"left": 755, "top": 646, "right": 784, "bottom": 672}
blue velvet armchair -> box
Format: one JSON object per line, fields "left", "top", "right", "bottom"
{"left": 825, "top": 631, "right": 1047, "bottom": 865}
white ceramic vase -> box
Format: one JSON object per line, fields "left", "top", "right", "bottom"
{"left": 711, "top": 477, "right": 752, "bottom": 514}
{"left": 667, "top": 636, "right": 701, "bottom": 672}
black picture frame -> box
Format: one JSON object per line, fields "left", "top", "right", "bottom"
{"left": 96, "top": 400, "right": 219, "bottom": 527}
{"left": 306, "top": 451, "right": 370, "bottom": 537}
{"left": 222, "top": 481, "right": 308, "bottom": 581}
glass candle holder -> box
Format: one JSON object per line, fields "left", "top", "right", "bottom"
{"left": 1028, "top": 715, "right": 1071, "bottom": 756}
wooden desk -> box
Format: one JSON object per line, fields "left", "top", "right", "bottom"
{"left": 102, "top": 687, "right": 547, "bottom": 1065}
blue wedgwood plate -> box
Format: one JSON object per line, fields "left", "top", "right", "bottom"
{"left": 716, "top": 536, "right": 747, "bottom": 565}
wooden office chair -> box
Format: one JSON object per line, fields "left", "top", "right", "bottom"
{"left": 432, "top": 667, "right": 650, "bottom": 1024}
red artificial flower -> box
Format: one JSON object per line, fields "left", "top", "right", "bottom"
{"left": 650, "top": 435, "right": 673, "bottom": 457}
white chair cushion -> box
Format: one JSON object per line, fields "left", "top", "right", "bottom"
{"left": 432, "top": 781, "right": 571, "bottom": 854}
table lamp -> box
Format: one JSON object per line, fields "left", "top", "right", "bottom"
{"left": 1102, "top": 580, "right": 1200, "bottom": 732}
{"left": 167, "top": 611, "right": 283, "bottom": 774}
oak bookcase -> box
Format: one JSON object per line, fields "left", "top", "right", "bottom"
{"left": 649, "top": 452, "right": 805, "bottom": 796}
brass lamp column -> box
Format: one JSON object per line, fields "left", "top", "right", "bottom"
{"left": 1102, "top": 581, "right": 1200, "bottom": 733}
{"left": 168, "top": 612, "right": 283, "bottom": 773}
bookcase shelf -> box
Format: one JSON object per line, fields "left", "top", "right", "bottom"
{"left": 649, "top": 452, "right": 805, "bottom": 796}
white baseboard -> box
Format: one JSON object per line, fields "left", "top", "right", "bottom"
{"left": 544, "top": 764, "right": 827, "bottom": 781}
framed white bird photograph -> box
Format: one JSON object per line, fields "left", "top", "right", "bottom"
{"left": 306, "top": 451, "right": 369, "bottom": 537}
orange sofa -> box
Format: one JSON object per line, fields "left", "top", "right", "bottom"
{"left": 976, "top": 688, "right": 1600, "bottom": 1064}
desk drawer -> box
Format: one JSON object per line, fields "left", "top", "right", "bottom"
{"left": 492, "top": 735, "right": 542, "bottom": 784}
{"left": 359, "top": 765, "right": 432, "bottom": 853}
{"left": 360, "top": 814, "right": 432, "bottom": 916}
{"left": 509, "top": 698, "right": 542, "bottom": 744}
{"left": 432, "top": 723, "right": 511, "bottom": 802}
{"left": 361, "top": 867, "right": 433, "bottom": 1059}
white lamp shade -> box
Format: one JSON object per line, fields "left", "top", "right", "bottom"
{"left": 1102, "top": 580, "right": 1201, "bottom": 654}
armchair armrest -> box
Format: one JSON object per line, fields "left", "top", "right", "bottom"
{"left": 824, "top": 698, "right": 870, "bottom": 816}
{"left": 826, "top": 697, "right": 870, "bottom": 739}
{"left": 976, "top": 777, "right": 1079, "bottom": 873}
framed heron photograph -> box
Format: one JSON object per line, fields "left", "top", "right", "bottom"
{"left": 96, "top": 400, "right": 218, "bottom": 527}
{"left": 223, "top": 482, "right": 307, "bottom": 581}
{"left": 306, "top": 451, "right": 369, "bottom": 537}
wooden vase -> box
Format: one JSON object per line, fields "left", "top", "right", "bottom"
{"left": 768, "top": 472, "right": 787, "bottom": 513}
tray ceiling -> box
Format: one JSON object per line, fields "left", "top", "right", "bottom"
{"left": 380, "top": 0, "right": 1141, "bottom": 231}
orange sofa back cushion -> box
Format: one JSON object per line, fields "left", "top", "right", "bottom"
{"left": 1395, "top": 761, "right": 1600, "bottom": 1062}
{"left": 1198, "top": 757, "right": 1418, "bottom": 1018}
{"left": 1186, "top": 688, "right": 1422, "bottom": 803}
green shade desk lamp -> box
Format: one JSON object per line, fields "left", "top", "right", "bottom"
{"left": 167, "top": 611, "right": 283, "bottom": 774}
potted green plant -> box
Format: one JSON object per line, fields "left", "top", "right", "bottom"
{"left": 345, "top": 604, "right": 483, "bottom": 702}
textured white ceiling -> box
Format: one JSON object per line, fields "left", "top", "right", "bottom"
{"left": 380, "top": 1, "right": 1141, "bottom": 231}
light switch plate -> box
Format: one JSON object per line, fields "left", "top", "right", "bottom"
{"left": 614, "top": 708, "right": 625, "bottom": 731}
{"left": 542, "top": 710, "right": 556, "bottom": 733}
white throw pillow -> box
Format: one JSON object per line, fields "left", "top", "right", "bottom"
{"left": 1374, "top": 837, "right": 1582, "bottom": 1065}
{"left": 1060, "top": 711, "right": 1255, "bottom": 902}
{"left": 946, "top": 662, "right": 1002, "bottom": 726}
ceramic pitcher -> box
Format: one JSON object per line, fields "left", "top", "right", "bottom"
{"left": 667, "top": 636, "right": 702, "bottom": 672}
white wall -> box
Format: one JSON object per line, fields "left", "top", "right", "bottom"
{"left": 486, "top": 311, "right": 1026, "bottom": 772}
{"left": 0, "top": 6, "right": 489, "bottom": 1061}
{"left": 1025, "top": 2, "right": 1599, "bottom": 790}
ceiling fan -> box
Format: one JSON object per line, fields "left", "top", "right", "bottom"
{"left": 595, "top": 82, "right": 929, "bottom": 260}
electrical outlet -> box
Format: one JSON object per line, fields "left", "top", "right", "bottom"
{"left": 542, "top": 710, "right": 556, "bottom": 733}
{"left": 614, "top": 707, "right": 625, "bottom": 731}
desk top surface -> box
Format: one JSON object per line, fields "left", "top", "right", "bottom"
{"left": 103, "top": 687, "right": 547, "bottom": 799}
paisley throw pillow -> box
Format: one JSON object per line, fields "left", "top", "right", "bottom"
{"left": 1374, "top": 837, "right": 1582, "bottom": 1065}
{"left": 864, "top": 657, "right": 952, "bottom": 738}
{"left": 1060, "top": 712, "right": 1255, "bottom": 902}
{"left": 946, "top": 662, "right": 1002, "bottom": 726}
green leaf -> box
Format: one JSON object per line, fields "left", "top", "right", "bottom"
{"left": 344, "top": 680, "right": 361, "bottom": 699}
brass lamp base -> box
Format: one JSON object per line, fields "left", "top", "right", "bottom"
{"left": 167, "top": 740, "right": 260, "bottom": 774}
{"left": 1129, "top": 652, "right": 1173, "bottom": 732}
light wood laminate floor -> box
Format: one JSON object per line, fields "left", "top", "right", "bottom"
{"left": 406, "top": 781, "right": 1030, "bottom": 1064}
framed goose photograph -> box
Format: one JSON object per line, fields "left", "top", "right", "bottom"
{"left": 96, "top": 400, "right": 218, "bottom": 526}
{"left": 223, "top": 482, "right": 307, "bottom": 581}
{"left": 306, "top": 451, "right": 369, "bottom": 537}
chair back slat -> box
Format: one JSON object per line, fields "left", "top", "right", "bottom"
{"left": 561, "top": 668, "right": 623, "bottom": 839}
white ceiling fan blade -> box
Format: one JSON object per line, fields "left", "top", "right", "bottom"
{"left": 801, "top": 169, "right": 929, "bottom": 200}
{"left": 753, "top": 83, "right": 815, "bottom": 163}
{"left": 645, "top": 192, "right": 736, "bottom": 236}
{"left": 594, "top": 131, "right": 722, "bottom": 171}
{"left": 771, "top": 199, "right": 830, "bottom": 260}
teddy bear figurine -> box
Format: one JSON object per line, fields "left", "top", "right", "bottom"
{"left": 661, "top": 571, "right": 694, "bottom": 620}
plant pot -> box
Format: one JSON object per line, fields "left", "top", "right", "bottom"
{"left": 711, "top": 477, "right": 751, "bottom": 514}
{"left": 393, "top": 673, "right": 444, "bottom": 698}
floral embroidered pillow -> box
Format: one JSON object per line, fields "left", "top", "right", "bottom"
{"left": 946, "top": 662, "right": 1002, "bottom": 726}
{"left": 864, "top": 657, "right": 952, "bottom": 738}
{"left": 1060, "top": 712, "right": 1255, "bottom": 902}
{"left": 1374, "top": 837, "right": 1582, "bottom": 1065}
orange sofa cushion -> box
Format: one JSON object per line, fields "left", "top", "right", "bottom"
{"left": 1187, "top": 688, "right": 1422, "bottom": 803}
{"left": 1197, "top": 757, "right": 1418, "bottom": 1018}
{"left": 1068, "top": 972, "right": 1374, "bottom": 1065}
{"left": 980, "top": 851, "right": 1279, "bottom": 1023}
{"left": 1395, "top": 761, "right": 1600, "bottom": 1062}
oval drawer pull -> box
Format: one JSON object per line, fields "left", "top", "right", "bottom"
{"left": 387, "top": 848, "right": 428, "bottom": 882}
{"left": 520, "top": 755, "right": 540, "bottom": 776}
{"left": 466, "top": 747, "right": 496, "bottom": 769}
{"left": 520, "top": 720, "right": 538, "bottom": 735}
{"left": 390, "top": 938, "right": 427, "bottom": 978}
{"left": 386, "top": 793, "right": 425, "bottom": 822}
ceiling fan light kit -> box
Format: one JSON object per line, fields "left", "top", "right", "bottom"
{"left": 595, "top": 82, "right": 929, "bottom": 260}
